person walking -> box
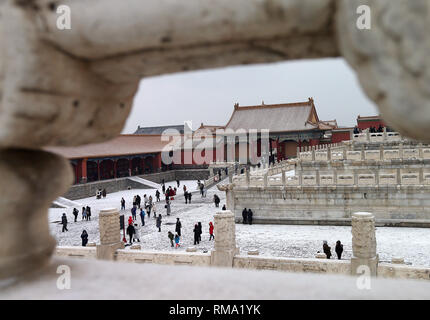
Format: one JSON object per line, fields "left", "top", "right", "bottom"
{"left": 136, "top": 194, "right": 141, "bottom": 208}
{"left": 247, "top": 209, "right": 253, "bottom": 225}
{"left": 168, "top": 231, "right": 174, "bottom": 247}
{"left": 86, "top": 206, "right": 91, "bottom": 221}
{"left": 193, "top": 223, "right": 200, "bottom": 245}
{"left": 61, "top": 213, "right": 68, "bottom": 232}
{"left": 153, "top": 204, "right": 157, "bottom": 218}
{"left": 188, "top": 192, "right": 192, "bottom": 204}
{"left": 81, "top": 230, "right": 88, "bottom": 246}
{"left": 323, "top": 241, "right": 332, "bottom": 259}
{"left": 121, "top": 197, "right": 126, "bottom": 210}
{"left": 209, "top": 222, "right": 214, "bottom": 241}
{"left": 128, "top": 215, "right": 133, "bottom": 226}
{"left": 175, "top": 233, "right": 180, "bottom": 248}
{"left": 184, "top": 191, "right": 188, "bottom": 204}
{"left": 102, "top": 188, "right": 107, "bottom": 198}
{"left": 242, "top": 208, "right": 247, "bottom": 224}
{"left": 222, "top": 204, "right": 226, "bottom": 210}
{"left": 126, "top": 223, "right": 135, "bottom": 244}
{"left": 155, "top": 190, "right": 160, "bottom": 202}
{"left": 72, "top": 208, "right": 78, "bottom": 222}
{"left": 335, "top": 240, "right": 344, "bottom": 260}
{"left": 140, "top": 208, "right": 146, "bottom": 226}
{"left": 156, "top": 214, "right": 162, "bottom": 232}
{"left": 131, "top": 205, "right": 137, "bottom": 221}
{"left": 133, "top": 224, "right": 141, "bottom": 242}
{"left": 165, "top": 198, "right": 171, "bottom": 216}
{"left": 176, "top": 179, "right": 180, "bottom": 188}
{"left": 213, "top": 194, "right": 220, "bottom": 207}
{"left": 82, "top": 206, "right": 86, "bottom": 221}
{"left": 175, "top": 218, "right": 182, "bottom": 237}
{"left": 197, "top": 222, "right": 202, "bottom": 242}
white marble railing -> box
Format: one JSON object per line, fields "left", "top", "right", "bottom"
{"left": 299, "top": 146, "right": 430, "bottom": 162}
{"left": 233, "top": 167, "right": 430, "bottom": 188}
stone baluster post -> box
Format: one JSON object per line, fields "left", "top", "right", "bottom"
{"left": 316, "top": 170, "right": 320, "bottom": 186}
{"left": 383, "top": 126, "right": 387, "bottom": 141}
{"left": 281, "top": 169, "right": 286, "bottom": 187}
{"left": 399, "top": 143, "right": 404, "bottom": 159}
{"left": 397, "top": 168, "right": 402, "bottom": 185}
{"left": 312, "top": 146, "right": 315, "bottom": 161}
{"left": 353, "top": 169, "right": 358, "bottom": 186}
{"left": 210, "top": 210, "right": 238, "bottom": 267}
{"left": 351, "top": 212, "right": 378, "bottom": 276}
{"left": 245, "top": 168, "right": 250, "bottom": 187}
{"left": 419, "top": 167, "right": 424, "bottom": 185}
{"left": 97, "top": 208, "right": 124, "bottom": 260}
{"left": 327, "top": 147, "right": 331, "bottom": 161}
{"left": 0, "top": 150, "right": 73, "bottom": 279}
{"left": 379, "top": 145, "right": 383, "bottom": 161}
{"left": 263, "top": 172, "right": 268, "bottom": 188}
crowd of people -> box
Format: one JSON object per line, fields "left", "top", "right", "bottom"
{"left": 121, "top": 180, "right": 218, "bottom": 250}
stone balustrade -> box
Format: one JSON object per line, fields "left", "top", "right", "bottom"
{"left": 352, "top": 131, "right": 402, "bottom": 143}
{"left": 233, "top": 167, "right": 430, "bottom": 188}
{"left": 299, "top": 145, "right": 430, "bottom": 162}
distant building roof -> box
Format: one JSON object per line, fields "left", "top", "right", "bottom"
{"left": 223, "top": 98, "right": 320, "bottom": 133}
{"left": 45, "top": 134, "right": 180, "bottom": 159}
{"left": 134, "top": 124, "right": 191, "bottom": 135}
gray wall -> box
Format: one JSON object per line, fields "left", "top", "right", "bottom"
{"left": 62, "top": 169, "right": 210, "bottom": 200}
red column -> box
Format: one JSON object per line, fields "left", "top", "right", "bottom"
{"left": 113, "top": 160, "right": 117, "bottom": 179}
{"left": 81, "top": 158, "right": 87, "bottom": 183}
{"left": 129, "top": 159, "right": 132, "bottom": 176}
{"left": 141, "top": 157, "right": 145, "bottom": 174}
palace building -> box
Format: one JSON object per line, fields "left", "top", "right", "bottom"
{"left": 48, "top": 98, "right": 362, "bottom": 184}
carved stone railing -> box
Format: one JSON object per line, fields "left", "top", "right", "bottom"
{"left": 233, "top": 167, "right": 430, "bottom": 188}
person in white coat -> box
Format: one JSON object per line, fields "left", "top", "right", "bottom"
{"left": 133, "top": 224, "right": 141, "bottom": 242}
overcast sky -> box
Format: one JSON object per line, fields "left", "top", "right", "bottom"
{"left": 122, "top": 57, "right": 379, "bottom": 133}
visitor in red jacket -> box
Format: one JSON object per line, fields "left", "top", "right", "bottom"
{"left": 209, "top": 222, "right": 214, "bottom": 241}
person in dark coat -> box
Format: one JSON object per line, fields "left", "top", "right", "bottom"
{"left": 136, "top": 195, "right": 141, "bottom": 208}
{"left": 168, "top": 231, "right": 174, "bottom": 247}
{"left": 175, "top": 218, "right": 182, "bottom": 237}
{"left": 72, "top": 208, "right": 79, "bottom": 222}
{"left": 61, "top": 213, "right": 68, "bottom": 232}
{"left": 121, "top": 197, "right": 126, "bottom": 210}
{"left": 184, "top": 191, "right": 188, "bottom": 204}
{"left": 247, "top": 209, "right": 253, "bottom": 225}
{"left": 126, "top": 223, "right": 135, "bottom": 244}
{"left": 86, "top": 206, "right": 91, "bottom": 221}
{"left": 213, "top": 194, "right": 220, "bottom": 207}
{"left": 162, "top": 184, "right": 166, "bottom": 194}
{"left": 156, "top": 214, "right": 162, "bottom": 232}
{"left": 222, "top": 204, "right": 226, "bottom": 211}
{"left": 197, "top": 222, "right": 202, "bottom": 242}
{"left": 188, "top": 192, "right": 192, "bottom": 203}
{"left": 176, "top": 179, "right": 180, "bottom": 188}
{"left": 193, "top": 223, "right": 200, "bottom": 245}
{"left": 81, "top": 230, "right": 88, "bottom": 246}
{"left": 242, "top": 208, "right": 247, "bottom": 224}
{"left": 323, "top": 241, "right": 332, "bottom": 259}
{"left": 155, "top": 190, "right": 160, "bottom": 202}
{"left": 102, "top": 188, "right": 107, "bottom": 198}
{"left": 335, "top": 240, "right": 343, "bottom": 260}
{"left": 131, "top": 205, "right": 137, "bottom": 221}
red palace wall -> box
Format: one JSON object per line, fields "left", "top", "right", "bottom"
{"left": 357, "top": 120, "right": 385, "bottom": 130}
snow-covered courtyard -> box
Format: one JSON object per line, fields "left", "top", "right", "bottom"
{"left": 50, "top": 180, "right": 430, "bottom": 267}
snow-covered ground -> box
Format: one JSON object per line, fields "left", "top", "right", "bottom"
{"left": 50, "top": 179, "right": 430, "bottom": 267}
